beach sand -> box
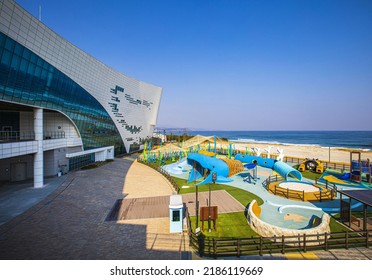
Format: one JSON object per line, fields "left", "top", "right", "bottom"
{"left": 230, "top": 142, "right": 372, "bottom": 164}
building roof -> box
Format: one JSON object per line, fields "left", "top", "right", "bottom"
{"left": 340, "top": 189, "right": 372, "bottom": 207}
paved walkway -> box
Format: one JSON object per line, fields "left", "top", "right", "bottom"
{"left": 0, "top": 158, "right": 189, "bottom": 259}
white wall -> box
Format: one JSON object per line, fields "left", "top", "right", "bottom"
{"left": 0, "top": 154, "right": 34, "bottom": 181}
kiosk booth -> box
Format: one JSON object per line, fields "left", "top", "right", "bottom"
{"left": 169, "top": 195, "right": 183, "bottom": 233}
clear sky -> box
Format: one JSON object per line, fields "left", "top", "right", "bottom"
{"left": 17, "top": 0, "right": 372, "bottom": 130}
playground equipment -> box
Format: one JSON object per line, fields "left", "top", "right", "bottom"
{"left": 187, "top": 153, "right": 244, "bottom": 186}
{"left": 243, "top": 163, "right": 258, "bottom": 184}
{"left": 235, "top": 154, "right": 302, "bottom": 181}
{"left": 276, "top": 148, "right": 284, "bottom": 161}
{"left": 298, "top": 158, "right": 324, "bottom": 174}
{"left": 350, "top": 151, "right": 371, "bottom": 183}
{"left": 264, "top": 146, "right": 272, "bottom": 159}
{"left": 251, "top": 147, "right": 261, "bottom": 156}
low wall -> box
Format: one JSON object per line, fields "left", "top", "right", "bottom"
{"left": 247, "top": 200, "right": 330, "bottom": 246}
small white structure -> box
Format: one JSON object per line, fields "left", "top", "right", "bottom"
{"left": 169, "top": 195, "right": 184, "bottom": 233}
{"left": 276, "top": 148, "right": 284, "bottom": 161}
{"left": 251, "top": 147, "right": 261, "bottom": 156}
{"left": 66, "top": 146, "right": 114, "bottom": 162}
{"left": 264, "top": 146, "right": 272, "bottom": 159}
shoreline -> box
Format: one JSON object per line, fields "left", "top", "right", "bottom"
{"left": 230, "top": 139, "right": 371, "bottom": 152}
{"left": 229, "top": 141, "right": 372, "bottom": 164}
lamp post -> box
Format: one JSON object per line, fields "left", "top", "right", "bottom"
{"left": 194, "top": 161, "right": 199, "bottom": 229}
{"left": 209, "top": 172, "right": 217, "bottom": 232}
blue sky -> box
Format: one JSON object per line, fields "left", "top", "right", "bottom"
{"left": 17, "top": 0, "right": 372, "bottom": 130}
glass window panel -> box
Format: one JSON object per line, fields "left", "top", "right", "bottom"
{"left": 14, "top": 43, "right": 23, "bottom": 56}
{"left": 4, "top": 37, "right": 15, "bottom": 51}
{"left": 0, "top": 33, "right": 6, "bottom": 47}
{"left": 30, "top": 53, "right": 37, "bottom": 64}
{"left": 19, "top": 59, "right": 28, "bottom": 72}
{"left": 11, "top": 54, "right": 21, "bottom": 70}
{"left": 1, "top": 49, "right": 12, "bottom": 65}
{"left": 27, "top": 62, "right": 35, "bottom": 75}
{"left": 22, "top": 48, "right": 31, "bottom": 60}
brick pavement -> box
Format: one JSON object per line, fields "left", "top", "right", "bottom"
{"left": 0, "top": 158, "right": 187, "bottom": 260}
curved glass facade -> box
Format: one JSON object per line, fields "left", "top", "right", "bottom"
{"left": 0, "top": 32, "right": 126, "bottom": 154}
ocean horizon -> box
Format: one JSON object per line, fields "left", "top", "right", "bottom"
{"left": 180, "top": 130, "right": 372, "bottom": 151}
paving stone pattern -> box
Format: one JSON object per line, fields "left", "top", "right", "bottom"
{"left": 0, "top": 159, "right": 183, "bottom": 260}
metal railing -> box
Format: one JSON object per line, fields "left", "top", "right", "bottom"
{"left": 0, "top": 131, "right": 35, "bottom": 141}
{"left": 43, "top": 131, "right": 65, "bottom": 140}
{"left": 0, "top": 130, "right": 65, "bottom": 142}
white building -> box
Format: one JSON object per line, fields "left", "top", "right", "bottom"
{"left": 0, "top": 0, "right": 162, "bottom": 187}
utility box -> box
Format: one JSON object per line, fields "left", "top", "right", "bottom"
{"left": 169, "top": 195, "right": 183, "bottom": 233}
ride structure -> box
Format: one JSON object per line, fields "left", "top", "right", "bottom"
{"left": 298, "top": 158, "right": 324, "bottom": 174}
{"left": 350, "top": 151, "right": 371, "bottom": 183}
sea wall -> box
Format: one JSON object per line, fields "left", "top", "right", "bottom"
{"left": 247, "top": 200, "right": 330, "bottom": 246}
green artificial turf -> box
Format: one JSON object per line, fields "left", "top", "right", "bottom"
{"left": 292, "top": 164, "right": 322, "bottom": 181}
{"left": 174, "top": 177, "right": 264, "bottom": 206}
{"left": 189, "top": 212, "right": 259, "bottom": 238}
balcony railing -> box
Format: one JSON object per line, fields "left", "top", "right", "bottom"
{"left": 0, "top": 131, "right": 35, "bottom": 141}
{"left": 0, "top": 130, "right": 65, "bottom": 142}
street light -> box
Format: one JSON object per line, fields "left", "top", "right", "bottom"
{"left": 209, "top": 172, "right": 217, "bottom": 232}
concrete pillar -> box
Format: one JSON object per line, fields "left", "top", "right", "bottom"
{"left": 34, "top": 108, "right": 44, "bottom": 188}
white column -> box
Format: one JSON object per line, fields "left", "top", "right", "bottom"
{"left": 34, "top": 108, "right": 44, "bottom": 188}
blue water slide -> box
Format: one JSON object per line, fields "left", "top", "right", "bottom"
{"left": 235, "top": 154, "right": 275, "bottom": 169}
{"left": 187, "top": 153, "right": 232, "bottom": 186}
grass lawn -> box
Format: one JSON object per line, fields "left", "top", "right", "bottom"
{"left": 174, "top": 177, "right": 264, "bottom": 206}
{"left": 293, "top": 164, "right": 321, "bottom": 181}
{"left": 175, "top": 176, "right": 351, "bottom": 237}
{"left": 189, "top": 212, "right": 259, "bottom": 238}
{"left": 329, "top": 216, "right": 351, "bottom": 232}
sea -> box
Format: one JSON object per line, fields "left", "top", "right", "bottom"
{"left": 186, "top": 131, "right": 372, "bottom": 151}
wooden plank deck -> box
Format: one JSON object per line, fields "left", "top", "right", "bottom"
{"left": 182, "top": 190, "right": 246, "bottom": 216}
{"left": 119, "top": 196, "right": 170, "bottom": 220}
{"left": 118, "top": 190, "right": 245, "bottom": 221}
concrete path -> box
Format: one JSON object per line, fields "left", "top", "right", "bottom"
{"left": 0, "top": 158, "right": 189, "bottom": 259}
{"left": 123, "top": 160, "right": 175, "bottom": 198}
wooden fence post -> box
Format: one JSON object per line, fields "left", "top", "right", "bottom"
{"left": 302, "top": 190, "right": 305, "bottom": 201}
{"left": 287, "top": 188, "right": 289, "bottom": 199}
{"left": 366, "top": 230, "right": 369, "bottom": 248}
{"left": 324, "top": 232, "right": 328, "bottom": 251}
{"left": 208, "top": 239, "right": 211, "bottom": 256}
{"left": 303, "top": 234, "right": 307, "bottom": 252}
{"left": 213, "top": 238, "right": 217, "bottom": 259}
{"left": 259, "top": 237, "right": 263, "bottom": 256}
{"left": 281, "top": 235, "right": 285, "bottom": 254}
{"left": 237, "top": 239, "right": 241, "bottom": 258}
